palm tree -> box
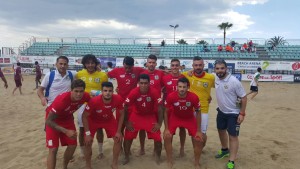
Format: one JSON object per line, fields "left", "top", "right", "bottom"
{"left": 177, "top": 39, "right": 188, "bottom": 44}
{"left": 267, "top": 36, "right": 286, "bottom": 46}
{"left": 218, "top": 22, "right": 233, "bottom": 45}
{"left": 197, "top": 40, "right": 208, "bottom": 45}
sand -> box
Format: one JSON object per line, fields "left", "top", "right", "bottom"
{"left": 0, "top": 75, "right": 299, "bottom": 169}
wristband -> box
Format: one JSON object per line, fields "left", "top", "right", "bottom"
{"left": 239, "top": 112, "right": 246, "bottom": 116}
{"left": 85, "top": 131, "right": 91, "bottom": 136}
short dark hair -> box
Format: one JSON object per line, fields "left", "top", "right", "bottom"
{"left": 257, "top": 67, "right": 262, "bottom": 72}
{"left": 158, "top": 65, "right": 165, "bottom": 70}
{"left": 17, "top": 62, "right": 21, "bottom": 66}
{"left": 81, "top": 54, "right": 99, "bottom": 69}
{"left": 102, "top": 81, "right": 114, "bottom": 89}
{"left": 148, "top": 54, "right": 157, "bottom": 61}
{"left": 107, "top": 62, "right": 113, "bottom": 68}
{"left": 193, "top": 56, "right": 203, "bottom": 61}
{"left": 123, "top": 56, "right": 134, "bottom": 66}
{"left": 178, "top": 77, "right": 190, "bottom": 86}
{"left": 35, "top": 61, "right": 39, "bottom": 65}
{"left": 56, "top": 56, "right": 69, "bottom": 63}
{"left": 138, "top": 74, "right": 150, "bottom": 82}
{"left": 214, "top": 59, "right": 227, "bottom": 67}
{"left": 71, "top": 79, "right": 86, "bottom": 90}
{"left": 171, "top": 58, "right": 180, "bottom": 64}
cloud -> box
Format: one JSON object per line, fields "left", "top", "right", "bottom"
{"left": 0, "top": 0, "right": 269, "bottom": 48}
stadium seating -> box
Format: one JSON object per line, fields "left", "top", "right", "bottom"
{"left": 20, "top": 42, "right": 300, "bottom": 60}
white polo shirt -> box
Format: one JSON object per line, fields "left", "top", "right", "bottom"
{"left": 250, "top": 72, "right": 260, "bottom": 86}
{"left": 215, "top": 73, "right": 246, "bottom": 114}
{"left": 40, "top": 69, "right": 77, "bottom": 106}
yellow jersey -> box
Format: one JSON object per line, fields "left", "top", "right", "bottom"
{"left": 76, "top": 69, "right": 108, "bottom": 94}
{"left": 182, "top": 72, "right": 215, "bottom": 113}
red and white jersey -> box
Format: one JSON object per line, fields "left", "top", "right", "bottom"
{"left": 85, "top": 94, "right": 124, "bottom": 122}
{"left": 165, "top": 91, "right": 200, "bottom": 119}
{"left": 108, "top": 67, "right": 144, "bottom": 99}
{"left": 125, "top": 87, "right": 162, "bottom": 115}
{"left": 46, "top": 92, "right": 90, "bottom": 124}
{"left": 162, "top": 74, "right": 185, "bottom": 96}
{"left": 141, "top": 69, "right": 164, "bottom": 92}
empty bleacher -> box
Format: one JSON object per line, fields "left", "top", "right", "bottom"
{"left": 20, "top": 41, "right": 300, "bottom": 60}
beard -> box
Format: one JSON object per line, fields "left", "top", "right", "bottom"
{"left": 216, "top": 72, "right": 226, "bottom": 79}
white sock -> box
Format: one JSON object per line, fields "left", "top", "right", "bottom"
{"left": 98, "top": 143, "right": 103, "bottom": 154}
{"left": 80, "top": 146, "right": 85, "bottom": 156}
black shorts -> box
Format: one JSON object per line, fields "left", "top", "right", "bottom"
{"left": 216, "top": 108, "right": 240, "bottom": 136}
{"left": 250, "top": 86, "right": 258, "bottom": 92}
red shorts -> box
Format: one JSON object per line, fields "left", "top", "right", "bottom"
{"left": 36, "top": 74, "right": 42, "bottom": 80}
{"left": 87, "top": 119, "right": 117, "bottom": 138}
{"left": 124, "top": 114, "right": 161, "bottom": 141}
{"left": 14, "top": 79, "right": 22, "bottom": 87}
{"left": 169, "top": 116, "right": 197, "bottom": 137}
{"left": 45, "top": 122, "right": 77, "bottom": 148}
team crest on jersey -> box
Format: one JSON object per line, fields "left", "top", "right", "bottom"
{"left": 154, "top": 75, "right": 159, "bottom": 80}
{"left": 186, "top": 102, "right": 191, "bottom": 107}
{"left": 125, "top": 98, "right": 130, "bottom": 102}
{"left": 120, "top": 75, "right": 125, "bottom": 78}
{"left": 174, "top": 102, "right": 180, "bottom": 106}
{"left": 81, "top": 77, "right": 86, "bottom": 81}
{"left": 131, "top": 74, "right": 135, "bottom": 78}
{"left": 94, "top": 78, "right": 100, "bottom": 83}
{"left": 86, "top": 105, "right": 90, "bottom": 110}
{"left": 203, "top": 82, "right": 208, "bottom": 88}
{"left": 137, "top": 97, "right": 142, "bottom": 101}
{"left": 167, "top": 81, "right": 172, "bottom": 85}
{"left": 224, "top": 85, "right": 228, "bottom": 89}
{"left": 96, "top": 110, "right": 102, "bottom": 113}
{"left": 146, "top": 97, "right": 152, "bottom": 102}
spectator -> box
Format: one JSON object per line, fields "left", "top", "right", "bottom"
{"left": 204, "top": 45, "right": 210, "bottom": 52}
{"left": 217, "top": 45, "right": 223, "bottom": 52}
{"left": 147, "top": 42, "right": 152, "bottom": 48}
{"left": 241, "top": 43, "right": 248, "bottom": 52}
{"left": 252, "top": 46, "right": 257, "bottom": 53}
{"left": 161, "top": 40, "right": 165, "bottom": 47}
{"left": 225, "top": 45, "right": 233, "bottom": 52}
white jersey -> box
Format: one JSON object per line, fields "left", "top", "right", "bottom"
{"left": 215, "top": 74, "right": 246, "bottom": 114}
{"left": 250, "top": 72, "right": 260, "bottom": 86}
{"left": 40, "top": 69, "right": 77, "bottom": 106}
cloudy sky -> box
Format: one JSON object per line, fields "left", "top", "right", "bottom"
{"left": 0, "top": 0, "right": 299, "bottom": 48}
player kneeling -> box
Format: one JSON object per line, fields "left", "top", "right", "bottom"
{"left": 82, "top": 82, "right": 124, "bottom": 169}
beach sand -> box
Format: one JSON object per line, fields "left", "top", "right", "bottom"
{"left": 0, "top": 75, "right": 299, "bottom": 169}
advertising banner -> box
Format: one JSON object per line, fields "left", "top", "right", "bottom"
{"left": 242, "top": 74, "right": 294, "bottom": 82}
{"left": 294, "top": 74, "right": 300, "bottom": 82}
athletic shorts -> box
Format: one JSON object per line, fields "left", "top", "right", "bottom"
{"left": 124, "top": 114, "right": 161, "bottom": 141}
{"left": 86, "top": 119, "right": 117, "bottom": 138}
{"left": 250, "top": 86, "right": 258, "bottom": 92}
{"left": 216, "top": 108, "right": 240, "bottom": 136}
{"left": 14, "top": 79, "right": 22, "bottom": 87}
{"left": 169, "top": 116, "right": 197, "bottom": 137}
{"left": 77, "top": 103, "right": 86, "bottom": 127}
{"left": 46, "top": 122, "right": 77, "bottom": 148}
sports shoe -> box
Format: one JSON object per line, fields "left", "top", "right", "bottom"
{"left": 226, "top": 161, "right": 235, "bottom": 169}
{"left": 215, "top": 149, "right": 229, "bottom": 159}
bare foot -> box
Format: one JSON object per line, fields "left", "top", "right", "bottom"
{"left": 136, "top": 149, "right": 145, "bottom": 157}
{"left": 154, "top": 153, "right": 160, "bottom": 165}
{"left": 176, "top": 148, "right": 185, "bottom": 158}
{"left": 70, "top": 156, "right": 75, "bottom": 163}
{"left": 167, "top": 162, "right": 173, "bottom": 169}
{"left": 194, "top": 163, "right": 200, "bottom": 169}
{"left": 97, "top": 153, "right": 104, "bottom": 160}
{"left": 122, "top": 157, "right": 130, "bottom": 165}
{"left": 111, "top": 164, "right": 118, "bottom": 169}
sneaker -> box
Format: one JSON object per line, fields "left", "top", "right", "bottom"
{"left": 215, "top": 149, "right": 229, "bottom": 159}
{"left": 226, "top": 161, "right": 235, "bottom": 169}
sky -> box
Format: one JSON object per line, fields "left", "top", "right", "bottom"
{"left": 0, "top": 0, "right": 299, "bottom": 49}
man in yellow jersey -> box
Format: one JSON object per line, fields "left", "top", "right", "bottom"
{"left": 76, "top": 54, "right": 108, "bottom": 159}
{"left": 182, "top": 56, "right": 215, "bottom": 149}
